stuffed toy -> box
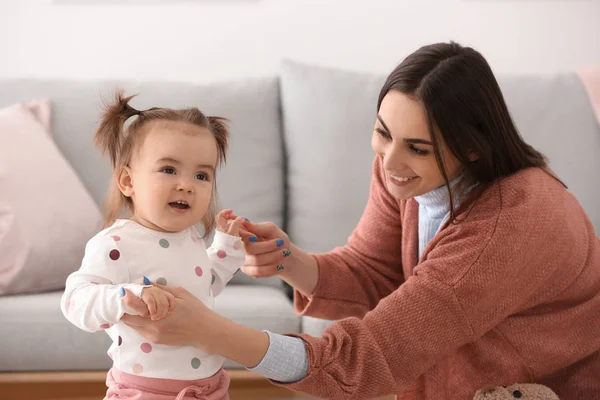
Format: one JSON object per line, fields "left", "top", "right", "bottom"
{"left": 474, "top": 383, "right": 559, "bottom": 400}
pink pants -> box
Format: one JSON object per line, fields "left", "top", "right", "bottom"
{"left": 105, "top": 367, "right": 230, "bottom": 400}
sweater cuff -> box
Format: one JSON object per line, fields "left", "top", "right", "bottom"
{"left": 248, "top": 331, "right": 309, "bottom": 383}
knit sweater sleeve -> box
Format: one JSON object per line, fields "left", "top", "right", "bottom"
{"left": 294, "top": 156, "right": 405, "bottom": 320}
{"left": 276, "top": 174, "right": 581, "bottom": 399}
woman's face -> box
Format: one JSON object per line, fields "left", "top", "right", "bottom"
{"left": 371, "top": 90, "right": 463, "bottom": 200}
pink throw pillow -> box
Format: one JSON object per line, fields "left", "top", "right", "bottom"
{"left": 0, "top": 100, "right": 102, "bottom": 295}
{"left": 577, "top": 67, "right": 600, "bottom": 126}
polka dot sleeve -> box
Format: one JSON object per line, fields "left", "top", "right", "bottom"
{"left": 60, "top": 234, "right": 142, "bottom": 332}
{"left": 206, "top": 231, "right": 245, "bottom": 297}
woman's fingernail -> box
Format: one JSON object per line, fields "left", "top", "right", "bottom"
{"left": 243, "top": 217, "right": 250, "bottom": 222}
{"left": 283, "top": 249, "right": 292, "bottom": 257}
{"left": 276, "top": 239, "right": 284, "bottom": 247}
{"left": 143, "top": 276, "right": 151, "bottom": 285}
{"left": 249, "top": 236, "right": 258, "bottom": 242}
{"left": 120, "top": 287, "right": 126, "bottom": 297}
{"left": 276, "top": 264, "right": 285, "bottom": 271}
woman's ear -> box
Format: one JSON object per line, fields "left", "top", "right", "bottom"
{"left": 117, "top": 166, "right": 134, "bottom": 197}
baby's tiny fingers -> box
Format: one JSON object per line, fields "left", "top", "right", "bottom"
{"left": 123, "top": 289, "right": 149, "bottom": 317}
{"left": 227, "top": 217, "right": 244, "bottom": 236}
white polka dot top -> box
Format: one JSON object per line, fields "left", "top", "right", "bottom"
{"left": 60, "top": 219, "right": 245, "bottom": 380}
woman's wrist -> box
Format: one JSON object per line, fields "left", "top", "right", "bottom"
{"left": 279, "top": 243, "right": 319, "bottom": 296}
{"left": 201, "top": 312, "right": 270, "bottom": 368}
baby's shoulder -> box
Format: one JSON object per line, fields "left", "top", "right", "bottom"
{"left": 84, "top": 220, "right": 129, "bottom": 252}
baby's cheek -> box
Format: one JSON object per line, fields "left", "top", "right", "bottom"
{"left": 195, "top": 193, "right": 213, "bottom": 216}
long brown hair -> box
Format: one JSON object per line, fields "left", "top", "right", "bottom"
{"left": 378, "top": 41, "right": 564, "bottom": 221}
{"left": 95, "top": 90, "right": 229, "bottom": 236}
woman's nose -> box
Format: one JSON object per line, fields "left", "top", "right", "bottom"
{"left": 382, "top": 145, "right": 404, "bottom": 171}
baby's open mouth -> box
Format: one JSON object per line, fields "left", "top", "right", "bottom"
{"left": 169, "top": 201, "right": 190, "bottom": 210}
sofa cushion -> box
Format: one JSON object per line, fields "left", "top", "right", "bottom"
{"left": 280, "top": 61, "right": 385, "bottom": 253}
{"left": 0, "top": 285, "right": 300, "bottom": 371}
{"left": 0, "top": 100, "right": 102, "bottom": 295}
{"left": 0, "top": 78, "right": 285, "bottom": 287}
{"left": 280, "top": 60, "right": 600, "bottom": 258}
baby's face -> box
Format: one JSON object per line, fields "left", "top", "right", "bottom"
{"left": 125, "top": 120, "right": 218, "bottom": 233}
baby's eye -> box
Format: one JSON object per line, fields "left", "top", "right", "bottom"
{"left": 160, "top": 167, "right": 176, "bottom": 174}
{"left": 196, "top": 173, "right": 209, "bottom": 181}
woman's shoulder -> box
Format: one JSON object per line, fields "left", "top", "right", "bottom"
{"left": 477, "top": 167, "right": 570, "bottom": 215}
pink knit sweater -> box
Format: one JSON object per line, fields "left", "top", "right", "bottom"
{"left": 279, "top": 156, "right": 600, "bottom": 400}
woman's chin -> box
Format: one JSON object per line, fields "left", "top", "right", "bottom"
{"left": 387, "top": 182, "right": 418, "bottom": 200}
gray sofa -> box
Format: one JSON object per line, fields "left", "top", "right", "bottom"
{"left": 1, "top": 60, "right": 599, "bottom": 373}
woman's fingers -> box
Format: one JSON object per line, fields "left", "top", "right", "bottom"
{"left": 151, "top": 282, "right": 191, "bottom": 299}
{"left": 243, "top": 237, "right": 287, "bottom": 255}
{"left": 165, "top": 291, "right": 176, "bottom": 312}
{"left": 154, "top": 292, "right": 171, "bottom": 321}
{"left": 245, "top": 247, "right": 289, "bottom": 267}
{"left": 242, "top": 246, "right": 292, "bottom": 278}
{"left": 241, "top": 221, "right": 279, "bottom": 237}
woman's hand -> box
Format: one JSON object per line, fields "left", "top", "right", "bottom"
{"left": 122, "top": 282, "right": 270, "bottom": 368}
{"left": 240, "top": 220, "right": 320, "bottom": 295}
{"left": 122, "top": 283, "right": 221, "bottom": 350}
{"left": 239, "top": 220, "right": 291, "bottom": 278}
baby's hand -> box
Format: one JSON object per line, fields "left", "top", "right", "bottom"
{"left": 140, "top": 286, "right": 175, "bottom": 321}
{"left": 216, "top": 209, "right": 245, "bottom": 237}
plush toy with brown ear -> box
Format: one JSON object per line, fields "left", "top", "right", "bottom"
{"left": 473, "top": 384, "right": 559, "bottom": 400}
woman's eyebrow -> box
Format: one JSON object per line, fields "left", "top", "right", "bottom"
{"left": 377, "top": 115, "right": 391, "bottom": 134}
{"left": 377, "top": 115, "right": 433, "bottom": 145}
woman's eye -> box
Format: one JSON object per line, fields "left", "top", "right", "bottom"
{"left": 161, "top": 167, "right": 176, "bottom": 174}
{"left": 375, "top": 128, "right": 391, "bottom": 139}
{"left": 409, "top": 144, "right": 429, "bottom": 156}
{"left": 196, "top": 173, "right": 209, "bottom": 181}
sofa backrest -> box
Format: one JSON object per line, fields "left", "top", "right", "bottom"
{"left": 0, "top": 78, "right": 285, "bottom": 287}
{"left": 280, "top": 60, "right": 600, "bottom": 255}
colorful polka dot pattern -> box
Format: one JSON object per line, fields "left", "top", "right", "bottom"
{"left": 140, "top": 343, "right": 152, "bottom": 353}
{"left": 95, "top": 231, "right": 243, "bottom": 375}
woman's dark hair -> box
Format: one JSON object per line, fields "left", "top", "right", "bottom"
{"left": 378, "top": 41, "right": 564, "bottom": 221}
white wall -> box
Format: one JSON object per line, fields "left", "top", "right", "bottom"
{"left": 0, "top": 0, "right": 599, "bottom": 82}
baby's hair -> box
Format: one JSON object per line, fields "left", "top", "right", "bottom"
{"left": 95, "top": 90, "right": 229, "bottom": 236}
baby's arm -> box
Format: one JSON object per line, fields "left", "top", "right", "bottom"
{"left": 207, "top": 212, "right": 246, "bottom": 297}
{"left": 60, "top": 235, "right": 148, "bottom": 332}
